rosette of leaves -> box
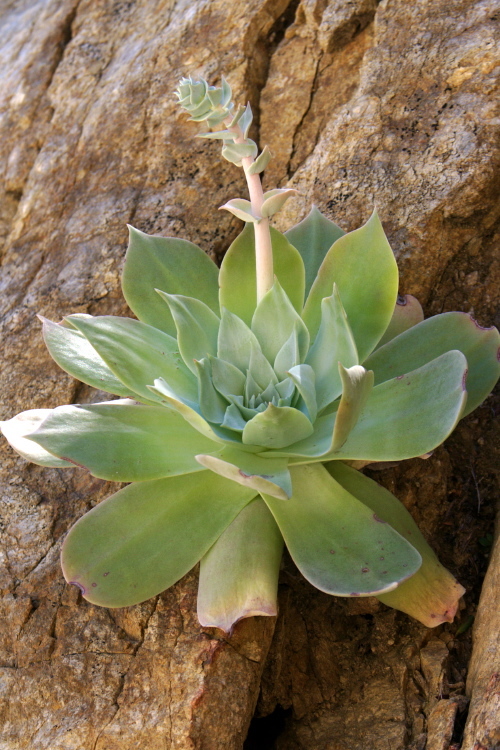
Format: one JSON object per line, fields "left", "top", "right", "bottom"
{"left": 2, "top": 209, "right": 499, "bottom": 632}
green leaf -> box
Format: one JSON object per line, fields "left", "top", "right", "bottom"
{"left": 287, "top": 364, "right": 317, "bottom": 422}
{"left": 61, "top": 471, "right": 256, "bottom": 608}
{"left": 261, "top": 189, "right": 298, "bottom": 218}
{"left": 28, "top": 401, "right": 215, "bottom": 481}
{"left": 364, "top": 312, "right": 500, "bottom": 416}
{"left": 248, "top": 340, "right": 278, "bottom": 389}
{"left": 305, "top": 285, "right": 359, "bottom": 409}
{"left": 285, "top": 206, "right": 344, "bottom": 296}
{"left": 219, "top": 225, "right": 305, "bottom": 327}
{"left": 195, "top": 445, "right": 292, "bottom": 500}
{"left": 333, "top": 350, "right": 467, "bottom": 461}
{"left": 220, "top": 199, "right": 259, "bottom": 223}
{"left": 246, "top": 146, "right": 271, "bottom": 175}
{"left": 122, "top": 227, "right": 220, "bottom": 336}
{"left": 243, "top": 404, "right": 313, "bottom": 449}
{"left": 217, "top": 308, "right": 261, "bottom": 373}
{"left": 67, "top": 315, "right": 196, "bottom": 406}
{"left": 1, "top": 409, "right": 75, "bottom": 468}
{"left": 375, "top": 294, "right": 424, "bottom": 349}
{"left": 210, "top": 356, "right": 246, "bottom": 398}
{"left": 194, "top": 359, "right": 228, "bottom": 423}
{"left": 197, "top": 497, "right": 283, "bottom": 631}
{"left": 326, "top": 462, "right": 465, "bottom": 626}
{"left": 331, "top": 365, "right": 374, "bottom": 451}
{"left": 302, "top": 211, "right": 398, "bottom": 361}
{"left": 156, "top": 292, "right": 220, "bottom": 375}
{"left": 262, "top": 463, "right": 421, "bottom": 596}
{"left": 40, "top": 316, "right": 136, "bottom": 399}
{"left": 251, "top": 280, "right": 309, "bottom": 364}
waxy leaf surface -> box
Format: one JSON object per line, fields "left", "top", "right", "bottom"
{"left": 303, "top": 211, "right": 398, "bottom": 361}
{"left": 198, "top": 498, "right": 283, "bottom": 632}
{"left": 61, "top": 471, "right": 256, "bottom": 608}
{"left": 29, "top": 401, "right": 215, "bottom": 481}
{"left": 251, "top": 280, "right": 309, "bottom": 364}
{"left": 195, "top": 446, "right": 292, "bottom": 499}
{"left": 262, "top": 464, "right": 421, "bottom": 596}
{"left": 364, "top": 312, "right": 500, "bottom": 416}
{"left": 219, "top": 225, "right": 305, "bottom": 326}
{"left": 1, "top": 409, "right": 75, "bottom": 468}
{"left": 122, "top": 227, "right": 219, "bottom": 336}
{"left": 243, "top": 404, "right": 313, "bottom": 449}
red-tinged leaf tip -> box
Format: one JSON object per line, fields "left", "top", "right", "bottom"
{"left": 469, "top": 314, "right": 495, "bottom": 331}
{"left": 373, "top": 514, "right": 387, "bottom": 523}
{"left": 68, "top": 581, "right": 86, "bottom": 594}
{"left": 396, "top": 294, "right": 407, "bottom": 306}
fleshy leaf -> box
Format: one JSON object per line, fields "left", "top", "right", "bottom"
{"left": 285, "top": 206, "right": 344, "bottom": 296}
{"left": 194, "top": 359, "right": 228, "bottom": 423}
{"left": 305, "top": 285, "right": 358, "bottom": 409}
{"left": 210, "top": 356, "right": 246, "bottom": 398}
{"left": 331, "top": 365, "right": 374, "bottom": 451}
{"left": 195, "top": 446, "right": 292, "bottom": 499}
{"left": 28, "top": 401, "right": 215, "bottom": 481}
{"left": 156, "top": 292, "right": 220, "bottom": 375}
{"left": 197, "top": 497, "right": 283, "bottom": 632}
{"left": 122, "top": 226, "right": 219, "bottom": 336}
{"left": 243, "top": 404, "right": 314, "bottom": 449}
{"left": 219, "top": 225, "right": 305, "bottom": 326}
{"left": 326, "top": 462, "right": 465, "bottom": 626}
{"left": 1, "top": 409, "right": 75, "bottom": 468}
{"left": 217, "top": 308, "right": 261, "bottom": 373}
{"left": 364, "top": 311, "right": 500, "bottom": 416}
{"left": 375, "top": 294, "right": 424, "bottom": 349}
{"left": 246, "top": 146, "right": 271, "bottom": 175}
{"left": 40, "top": 316, "right": 136, "bottom": 399}
{"left": 251, "top": 280, "right": 309, "bottom": 364}
{"left": 262, "top": 463, "right": 421, "bottom": 596}
{"left": 261, "top": 189, "right": 298, "bottom": 218}
{"left": 61, "top": 471, "right": 256, "bottom": 608}
{"left": 302, "top": 211, "right": 398, "bottom": 361}
{"left": 67, "top": 315, "right": 196, "bottom": 406}
{"left": 220, "top": 199, "right": 259, "bottom": 224}
{"left": 287, "top": 364, "right": 317, "bottom": 423}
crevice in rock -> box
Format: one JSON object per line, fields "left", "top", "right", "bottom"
{"left": 243, "top": 703, "right": 292, "bottom": 749}
{"left": 286, "top": 53, "right": 323, "bottom": 180}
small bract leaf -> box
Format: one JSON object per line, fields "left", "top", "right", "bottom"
{"left": 197, "top": 497, "right": 283, "bottom": 632}
{"left": 262, "top": 463, "right": 421, "bottom": 596}
{"left": 222, "top": 140, "right": 258, "bottom": 166}
{"left": 285, "top": 206, "right": 345, "bottom": 297}
{"left": 305, "top": 285, "right": 358, "bottom": 409}
{"left": 261, "top": 189, "right": 298, "bottom": 218}
{"left": 122, "top": 227, "right": 219, "bottom": 336}
{"left": 40, "top": 317, "right": 136, "bottom": 399}
{"left": 29, "top": 401, "right": 214, "bottom": 481}
{"left": 1, "top": 410, "right": 74, "bottom": 468}
{"left": 243, "top": 404, "right": 313, "bottom": 449}
{"left": 327, "top": 463, "right": 465, "bottom": 626}
{"left": 195, "top": 446, "right": 292, "bottom": 499}
{"left": 251, "top": 279, "right": 309, "bottom": 364}
{"left": 303, "top": 211, "right": 398, "bottom": 361}
{"left": 364, "top": 311, "right": 500, "bottom": 417}
{"left": 156, "top": 292, "right": 220, "bottom": 375}
{"left": 375, "top": 294, "right": 424, "bottom": 349}
{"left": 220, "top": 199, "right": 259, "bottom": 223}
{"left": 67, "top": 315, "right": 196, "bottom": 406}
{"left": 61, "top": 471, "right": 256, "bottom": 608}
{"left": 331, "top": 365, "right": 374, "bottom": 451}
{"left": 219, "top": 225, "right": 305, "bottom": 326}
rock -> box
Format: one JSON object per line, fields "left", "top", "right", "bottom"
{"left": 1, "top": 0, "right": 499, "bottom": 747}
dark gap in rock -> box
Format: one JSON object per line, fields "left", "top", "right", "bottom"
{"left": 267, "top": 0, "right": 301, "bottom": 50}
{"left": 243, "top": 704, "right": 292, "bottom": 749}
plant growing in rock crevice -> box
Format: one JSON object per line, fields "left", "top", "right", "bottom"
{"left": 2, "top": 77, "right": 499, "bottom": 633}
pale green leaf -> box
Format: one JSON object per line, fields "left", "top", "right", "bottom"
{"left": 1, "top": 409, "right": 74, "bottom": 468}
{"left": 364, "top": 312, "right": 500, "bottom": 416}
{"left": 251, "top": 280, "right": 309, "bottom": 364}
{"left": 261, "top": 189, "right": 298, "bottom": 218}
{"left": 195, "top": 446, "right": 292, "bottom": 499}
{"left": 242, "top": 404, "right": 313, "bottom": 449}
{"left": 302, "top": 211, "right": 398, "bottom": 361}
{"left": 194, "top": 359, "right": 228, "bottom": 423}
{"left": 262, "top": 463, "right": 421, "bottom": 596}
{"left": 219, "top": 225, "right": 305, "bottom": 326}
{"left": 67, "top": 315, "right": 196, "bottom": 406}
{"left": 29, "top": 401, "right": 215, "bottom": 481}
{"left": 287, "top": 364, "right": 317, "bottom": 423}
{"left": 198, "top": 497, "right": 283, "bottom": 631}
{"left": 61, "top": 471, "right": 256, "bottom": 608}
{"left": 331, "top": 365, "right": 374, "bottom": 450}
{"left": 156, "top": 292, "right": 220, "bottom": 375}
{"left": 220, "top": 199, "right": 259, "bottom": 223}
{"left": 217, "top": 308, "right": 261, "bottom": 373}
{"left": 246, "top": 146, "right": 271, "bottom": 175}
{"left": 285, "top": 206, "right": 345, "bottom": 297}
{"left": 122, "top": 227, "right": 219, "bottom": 336}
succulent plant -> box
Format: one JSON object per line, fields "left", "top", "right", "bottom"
{"left": 2, "top": 77, "right": 499, "bottom": 633}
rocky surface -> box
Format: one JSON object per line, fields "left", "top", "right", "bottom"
{"left": 0, "top": 0, "right": 498, "bottom": 748}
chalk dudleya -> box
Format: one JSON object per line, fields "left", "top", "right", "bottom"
{"left": 2, "top": 78, "right": 500, "bottom": 633}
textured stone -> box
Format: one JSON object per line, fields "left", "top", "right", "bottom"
{"left": 1, "top": 0, "right": 499, "bottom": 747}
